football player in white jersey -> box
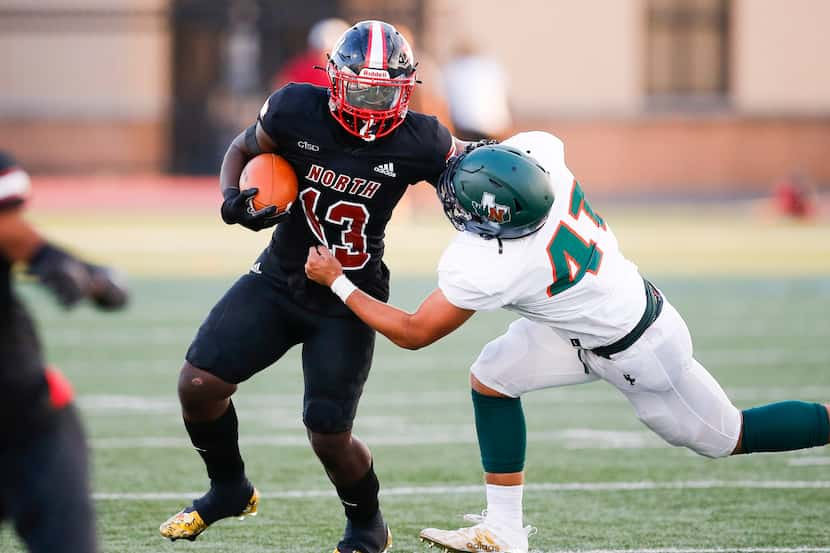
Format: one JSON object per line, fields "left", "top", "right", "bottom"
{"left": 305, "top": 132, "right": 829, "bottom": 553}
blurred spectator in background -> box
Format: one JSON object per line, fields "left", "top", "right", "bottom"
{"left": 208, "top": 0, "right": 264, "bottom": 167}
{"left": 395, "top": 24, "right": 454, "bottom": 133}
{"left": 272, "top": 17, "right": 349, "bottom": 89}
{"left": 771, "top": 173, "right": 815, "bottom": 219}
{"left": 756, "top": 172, "right": 818, "bottom": 221}
{"left": 442, "top": 39, "right": 511, "bottom": 141}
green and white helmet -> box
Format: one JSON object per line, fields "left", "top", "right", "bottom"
{"left": 437, "top": 142, "right": 554, "bottom": 239}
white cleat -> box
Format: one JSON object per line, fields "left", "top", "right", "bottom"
{"left": 419, "top": 513, "right": 536, "bottom": 553}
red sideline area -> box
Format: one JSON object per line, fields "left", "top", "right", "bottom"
{"left": 27, "top": 176, "right": 441, "bottom": 213}
{"left": 28, "top": 176, "right": 220, "bottom": 212}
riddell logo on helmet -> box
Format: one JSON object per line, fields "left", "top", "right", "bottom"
{"left": 359, "top": 68, "right": 390, "bottom": 79}
{"left": 472, "top": 192, "right": 511, "bottom": 223}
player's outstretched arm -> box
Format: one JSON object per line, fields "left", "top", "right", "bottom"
{"left": 0, "top": 209, "right": 128, "bottom": 310}
{"left": 305, "top": 246, "right": 475, "bottom": 349}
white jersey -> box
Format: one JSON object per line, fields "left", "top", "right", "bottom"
{"left": 437, "top": 131, "right": 646, "bottom": 349}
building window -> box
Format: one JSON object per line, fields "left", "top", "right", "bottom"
{"left": 646, "top": 0, "right": 730, "bottom": 108}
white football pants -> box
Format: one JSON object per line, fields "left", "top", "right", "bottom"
{"left": 470, "top": 299, "right": 742, "bottom": 458}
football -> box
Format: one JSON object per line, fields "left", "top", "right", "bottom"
{"left": 239, "top": 153, "right": 298, "bottom": 212}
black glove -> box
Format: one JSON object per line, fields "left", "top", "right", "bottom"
{"left": 84, "top": 263, "right": 129, "bottom": 310}
{"left": 220, "top": 188, "right": 286, "bottom": 231}
{"left": 27, "top": 244, "right": 130, "bottom": 311}
{"left": 27, "top": 244, "right": 91, "bottom": 308}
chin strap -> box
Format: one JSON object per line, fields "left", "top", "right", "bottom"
{"left": 359, "top": 117, "right": 377, "bottom": 142}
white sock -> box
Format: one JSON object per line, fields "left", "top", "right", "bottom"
{"left": 484, "top": 483, "right": 523, "bottom": 530}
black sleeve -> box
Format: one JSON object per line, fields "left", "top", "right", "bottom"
{"left": 256, "top": 86, "right": 291, "bottom": 143}
{"left": 423, "top": 120, "right": 456, "bottom": 186}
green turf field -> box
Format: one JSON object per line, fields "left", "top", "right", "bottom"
{"left": 2, "top": 276, "right": 829, "bottom": 552}
{"left": 2, "top": 209, "right": 830, "bottom": 552}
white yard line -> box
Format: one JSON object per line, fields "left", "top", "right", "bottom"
{"left": 91, "top": 429, "right": 661, "bottom": 450}
{"left": 788, "top": 456, "right": 830, "bottom": 466}
{"left": 66, "top": 347, "right": 830, "bottom": 366}
{"left": 92, "top": 479, "right": 830, "bottom": 501}
{"left": 77, "top": 385, "right": 830, "bottom": 413}
{"left": 47, "top": 328, "right": 189, "bottom": 346}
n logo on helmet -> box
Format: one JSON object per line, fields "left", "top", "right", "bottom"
{"left": 472, "top": 192, "right": 511, "bottom": 223}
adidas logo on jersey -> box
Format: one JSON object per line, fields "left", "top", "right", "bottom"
{"left": 373, "top": 162, "right": 396, "bottom": 177}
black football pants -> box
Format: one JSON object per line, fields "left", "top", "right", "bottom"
{"left": 0, "top": 405, "right": 96, "bottom": 553}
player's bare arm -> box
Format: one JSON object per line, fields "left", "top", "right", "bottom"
{"left": 218, "top": 123, "right": 283, "bottom": 231}
{"left": 219, "top": 123, "right": 277, "bottom": 196}
{"left": 305, "top": 246, "right": 475, "bottom": 349}
{"left": 0, "top": 207, "right": 44, "bottom": 262}
{"left": 0, "top": 205, "right": 127, "bottom": 310}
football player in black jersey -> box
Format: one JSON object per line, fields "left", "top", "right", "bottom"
{"left": 0, "top": 152, "right": 128, "bottom": 553}
{"left": 159, "top": 20, "right": 464, "bottom": 552}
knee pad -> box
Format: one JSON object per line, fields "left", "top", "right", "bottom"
{"left": 470, "top": 346, "right": 515, "bottom": 397}
{"left": 684, "top": 429, "right": 736, "bottom": 459}
{"left": 636, "top": 406, "right": 739, "bottom": 459}
{"left": 686, "top": 402, "right": 742, "bottom": 459}
{"left": 303, "top": 397, "right": 354, "bottom": 434}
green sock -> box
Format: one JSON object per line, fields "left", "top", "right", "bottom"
{"left": 472, "top": 389, "right": 526, "bottom": 473}
{"left": 741, "top": 401, "right": 829, "bottom": 453}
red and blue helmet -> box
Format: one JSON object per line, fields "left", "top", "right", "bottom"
{"left": 327, "top": 20, "right": 416, "bottom": 141}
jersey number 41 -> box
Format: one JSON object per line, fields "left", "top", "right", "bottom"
{"left": 546, "top": 180, "right": 606, "bottom": 296}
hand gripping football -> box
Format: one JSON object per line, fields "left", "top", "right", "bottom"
{"left": 239, "top": 153, "right": 298, "bottom": 213}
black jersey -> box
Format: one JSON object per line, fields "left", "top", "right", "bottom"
{"left": 0, "top": 176, "right": 52, "bottom": 445}
{"left": 0, "top": 164, "right": 29, "bottom": 323}
{"left": 0, "top": 165, "right": 27, "bottom": 310}
{"left": 0, "top": 256, "right": 10, "bottom": 309}
{"left": 257, "top": 84, "right": 454, "bottom": 313}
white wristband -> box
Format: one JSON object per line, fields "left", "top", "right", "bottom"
{"left": 330, "top": 274, "right": 357, "bottom": 303}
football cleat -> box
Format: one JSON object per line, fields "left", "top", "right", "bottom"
{"left": 159, "top": 487, "right": 259, "bottom": 541}
{"left": 333, "top": 528, "right": 391, "bottom": 553}
{"left": 419, "top": 513, "right": 536, "bottom": 553}
{"left": 334, "top": 511, "right": 392, "bottom": 553}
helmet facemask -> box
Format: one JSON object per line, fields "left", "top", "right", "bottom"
{"left": 328, "top": 66, "right": 414, "bottom": 141}
{"left": 437, "top": 153, "right": 502, "bottom": 239}
{"left": 326, "top": 20, "right": 416, "bottom": 141}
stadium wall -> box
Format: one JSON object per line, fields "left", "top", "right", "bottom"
{"left": 9, "top": 117, "right": 829, "bottom": 195}
{"left": 0, "top": 0, "right": 170, "bottom": 173}
{"left": 527, "top": 116, "right": 830, "bottom": 194}
{"left": 2, "top": 0, "right": 829, "bottom": 194}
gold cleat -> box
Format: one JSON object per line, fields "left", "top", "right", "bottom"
{"left": 237, "top": 488, "right": 259, "bottom": 520}
{"left": 159, "top": 487, "right": 259, "bottom": 542}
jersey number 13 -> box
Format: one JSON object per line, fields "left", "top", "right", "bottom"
{"left": 300, "top": 188, "right": 370, "bottom": 270}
